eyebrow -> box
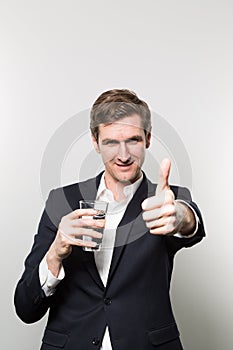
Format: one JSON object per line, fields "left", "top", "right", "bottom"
{"left": 101, "top": 135, "right": 143, "bottom": 144}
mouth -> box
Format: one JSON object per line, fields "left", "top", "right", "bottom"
{"left": 115, "top": 162, "right": 134, "bottom": 169}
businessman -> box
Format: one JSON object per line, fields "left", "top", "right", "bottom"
{"left": 14, "top": 89, "right": 205, "bottom": 349}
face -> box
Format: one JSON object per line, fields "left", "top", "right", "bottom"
{"left": 92, "top": 114, "right": 151, "bottom": 187}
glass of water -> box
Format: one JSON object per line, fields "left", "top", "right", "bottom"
{"left": 79, "top": 200, "right": 108, "bottom": 251}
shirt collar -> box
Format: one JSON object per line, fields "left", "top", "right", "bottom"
{"left": 96, "top": 172, "right": 143, "bottom": 202}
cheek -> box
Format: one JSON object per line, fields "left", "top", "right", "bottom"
{"left": 99, "top": 147, "right": 118, "bottom": 162}
{"left": 129, "top": 145, "right": 145, "bottom": 158}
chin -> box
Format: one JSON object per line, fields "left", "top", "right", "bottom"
{"left": 117, "top": 177, "right": 132, "bottom": 184}
{"left": 117, "top": 171, "right": 140, "bottom": 184}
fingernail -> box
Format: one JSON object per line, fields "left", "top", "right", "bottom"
{"left": 97, "top": 221, "right": 104, "bottom": 227}
{"left": 89, "top": 242, "right": 97, "bottom": 247}
{"left": 141, "top": 199, "right": 147, "bottom": 210}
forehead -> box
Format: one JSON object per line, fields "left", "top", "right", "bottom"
{"left": 98, "top": 114, "right": 144, "bottom": 139}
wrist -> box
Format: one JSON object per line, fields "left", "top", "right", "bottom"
{"left": 175, "top": 201, "right": 195, "bottom": 236}
{"left": 46, "top": 246, "right": 63, "bottom": 277}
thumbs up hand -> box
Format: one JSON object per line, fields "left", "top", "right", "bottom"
{"left": 142, "top": 159, "right": 187, "bottom": 235}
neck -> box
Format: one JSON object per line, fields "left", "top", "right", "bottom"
{"left": 104, "top": 178, "right": 128, "bottom": 201}
{"left": 104, "top": 172, "right": 142, "bottom": 201}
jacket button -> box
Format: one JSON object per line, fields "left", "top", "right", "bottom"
{"left": 92, "top": 337, "right": 100, "bottom": 346}
{"left": 104, "top": 297, "right": 112, "bottom": 305}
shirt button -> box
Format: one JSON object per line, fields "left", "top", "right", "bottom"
{"left": 104, "top": 297, "right": 112, "bottom": 305}
{"left": 92, "top": 337, "right": 100, "bottom": 346}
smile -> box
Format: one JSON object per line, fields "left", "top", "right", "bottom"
{"left": 115, "top": 163, "right": 134, "bottom": 168}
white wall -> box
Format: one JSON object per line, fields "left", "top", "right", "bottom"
{"left": 1, "top": 1, "right": 232, "bottom": 349}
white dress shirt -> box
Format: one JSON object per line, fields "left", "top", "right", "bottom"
{"left": 39, "top": 174, "right": 198, "bottom": 349}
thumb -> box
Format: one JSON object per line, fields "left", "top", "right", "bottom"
{"left": 156, "top": 158, "right": 171, "bottom": 195}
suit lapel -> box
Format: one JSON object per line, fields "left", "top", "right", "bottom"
{"left": 77, "top": 173, "right": 102, "bottom": 202}
{"left": 107, "top": 174, "right": 150, "bottom": 285}
{"left": 78, "top": 173, "right": 105, "bottom": 289}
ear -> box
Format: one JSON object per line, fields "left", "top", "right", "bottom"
{"left": 91, "top": 134, "right": 100, "bottom": 153}
{"left": 145, "top": 131, "right": 151, "bottom": 148}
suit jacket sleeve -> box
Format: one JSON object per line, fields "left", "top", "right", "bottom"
{"left": 165, "top": 185, "right": 206, "bottom": 256}
{"left": 14, "top": 189, "right": 61, "bottom": 324}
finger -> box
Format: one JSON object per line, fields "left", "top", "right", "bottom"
{"left": 141, "top": 190, "right": 174, "bottom": 211}
{"left": 59, "top": 227, "right": 103, "bottom": 239}
{"left": 145, "top": 216, "right": 176, "bottom": 230}
{"left": 62, "top": 231, "right": 101, "bottom": 249}
{"left": 149, "top": 222, "right": 176, "bottom": 235}
{"left": 142, "top": 204, "right": 175, "bottom": 221}
{"left": 68, "top": 208, "right": 98, "bottom": 219}
{"left": 58, "top": 229, "right": 98, "bottom": 248}
{"left": 68, "top": 237, "right": 98, "bottom": 248}
{"left": 71, "top": 218, "right": 105, "bottom": 229}
{"left": 76, "top": 227, "right": 103, "bottom": 239}
{"left": 156, "top": 158, "right": 171, "bottom": 195}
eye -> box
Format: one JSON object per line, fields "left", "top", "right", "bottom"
{"left": 104, "top": 140, "right": 119, "bottom": 146}
{"left": 127, "top": 139, "right": 138, "bottom": 144}
{"left": 126, "top": 138, "right": 140, "bottom": 145}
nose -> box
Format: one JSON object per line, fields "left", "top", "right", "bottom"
{"left": 117, "top": 142, "right": 131, "bottom": 162}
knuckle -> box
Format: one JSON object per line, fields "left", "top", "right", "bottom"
{"left": 73, "top": 218, "right": 81, "bottom": 227}
{"left": 165, "top": 223, "right": 174, "bottom": 234}
{"left": 58, "top": 226, "right": 64, "bottom": 235}
{"left": 163, "top": 204, "right": 175, "bottom": 216}
{"left": 166, "top": 203, "right": 173, "bottom": 211}
{"left": 59, "top": 217, "right": 65, "bottom": 225}
{"left": 142, "top": 212, "right": 147, "bottom": 221}
{"left": 168, "top": 189, "right": 174, "bottom": 197}
{"left": 74, "top": 209, "right": 81, "bottom": 217}
{"left": 171, "top": 204, "right": 176, "bottom": 213}
{"left": 59, "top": 234, "right": 68, "bottom": 245}
{"left": 165, "top": 190, "right": 174, "bottom": 203}
{"left": 146, "top": 221, "right": 152, "bottom": 228}
{"left": 96, "top": 220, "right": 105, "bottom": 227}
{"left": 59, "top": 216, "right": 70, "bottom": 228}
{"left": 170, "top": 216, "right": 176, "bottom": 225}
{"left": 78, "top": 218, "right": 86, "bottom": 226}
{"left": 73, "top": 238, "right": 82, "bottom": 246}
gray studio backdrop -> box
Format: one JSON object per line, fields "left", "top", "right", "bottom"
{"left": 1, "top": 1, "right": 233, "bottom": 349}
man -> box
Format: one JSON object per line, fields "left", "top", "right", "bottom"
{"left": 14, "top": 89, "right": 205, "bottom": 350}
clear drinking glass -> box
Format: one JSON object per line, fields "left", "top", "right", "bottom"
{"left": 79, "top": 200, "right": 108, "bottom": 251}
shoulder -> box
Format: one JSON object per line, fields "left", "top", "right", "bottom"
{"left": 44, "top": 174, "right": 101, "bottom": 223}
{"left": 52, "top": 171, "right": 103, "bottom": 195}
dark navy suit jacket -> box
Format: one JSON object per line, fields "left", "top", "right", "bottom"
{"left": 14, "top": 173, "right": 205, "bottom": 350}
